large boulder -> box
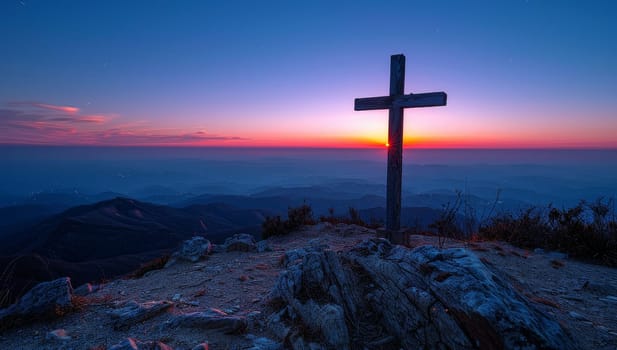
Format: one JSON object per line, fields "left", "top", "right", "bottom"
{"left": 0, "top": 277, "right": 73, "bottom": 330}
{"left": 166, "top": 236, "right": 212, "bottom": 267}
{"left": 224, "top": 233, "right": 257, "bottom": 252}
{"left": 268, "top": 239, "right": 576, "bottom": 350}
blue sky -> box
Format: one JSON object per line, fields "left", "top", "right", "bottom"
{"left": 1, "top": 0, "right": 615, "bottom": 147}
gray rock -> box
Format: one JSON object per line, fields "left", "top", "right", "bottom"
{"left": 0, "top": 277, "right": 73, "bottom": 330}
{"left": 279, "top": 244, "right": 335, "bottom": 268}
{"left": 169, "top": 308, "right": 247, "bottom": 334}
{"left": 166, "top": 236, "right": 212, "bottom": 267}
{"left": 256, "top": 239, "right": 273, "bottom": 252}
{"left": 225, "top": 233, "right": 257, "bottom": 252}
{"left": 108, "top": 338, "right": 173, "bottom": 350}
{"left": 268, "top": 238, "right": 576, "bottom": 349}
{"left": 46, "top": 328, "right": 71, "bottom": 341}
{"left": 109, "top": 300, "right": 173, "bottom": 330}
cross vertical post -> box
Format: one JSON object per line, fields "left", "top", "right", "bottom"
{"left": 387, "top": 55, "right": 405, "bottom": 235}
{"left": 354, "top": 54, "right": 447, "bottom": 245}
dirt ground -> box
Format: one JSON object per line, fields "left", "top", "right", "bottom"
{"left": 1, "top": 223, "right": 616, "bottom": 349}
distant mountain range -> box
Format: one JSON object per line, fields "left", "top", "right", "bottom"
{"left": 0, "top": 197, "right": 272, "bottom": 307}
{"left": 0, "top": 185, "right": 482, "bottom": 308}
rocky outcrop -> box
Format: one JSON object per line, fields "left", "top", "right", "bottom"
{"left": 0, "top": 277, "right": 73, "bottom": 330}
{"left": 268, "top": 238, "right": 576, "bottom": 350}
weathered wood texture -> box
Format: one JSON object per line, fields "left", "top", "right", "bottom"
{"left": 354, "top": 54, "right": 447, "bottom": 244}
{"left": 354, "top": 92, "right": 447, "bottom": 110}
{"left": 386, "top": 54, "right": 405, "bottom": 234}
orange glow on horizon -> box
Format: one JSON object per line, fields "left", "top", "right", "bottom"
{"left": 5, "top": 138, "right": 617, "bottom": 149}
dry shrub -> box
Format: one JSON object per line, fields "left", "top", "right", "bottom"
{"left": 479, "top": 198, "right": 617, "bottom": 267}
{"left": 262, "top": 204, "right": 316, "bottom": 238}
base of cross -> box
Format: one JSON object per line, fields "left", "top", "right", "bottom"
{"left": 376, "top": 228, "right": 409, "bottom": 246}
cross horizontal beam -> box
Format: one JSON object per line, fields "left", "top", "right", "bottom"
{"left": 354, "top": 91, "right": 447, "bottom": 111}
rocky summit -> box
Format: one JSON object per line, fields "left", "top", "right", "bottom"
{"left": 0, "top": 224, "right": 616, "bottom": 349}
{"left": 269, "top": 238, "right": 573, "bottom": 349}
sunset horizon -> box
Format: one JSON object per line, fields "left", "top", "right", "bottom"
{"left": 1, "top": 99, "right": 616, "bottom": 149}
{"left": 2, "top": 2, "right": 616, "bottom": 152}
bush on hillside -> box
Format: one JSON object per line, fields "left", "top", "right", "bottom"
{"left": 478, "top": 198, "right": 617, "bottom": 266}
{"left": 479, "top": 208, "right": 549, "bottom": 248}
{"left": 262, "top": 204, "right": 316, "bottom": 238}
{"left": 286, "top": 204, "right": 316, "bottom": 230}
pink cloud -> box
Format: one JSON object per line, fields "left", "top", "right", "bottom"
{"left": 0, "top": 101, "right": 244, "bottom": 146}
{"left": 8, "top": 101, "right": 80, "bottom": 114}
{"left": 33, "top": 103, "right": 79, "bottom": 114}
{"left": 2, "top": 102, "right": 105, "bottom": 123}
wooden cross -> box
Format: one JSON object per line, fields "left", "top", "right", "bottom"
{"left": 354, "top": 54, "right": 447, "bottom": 244}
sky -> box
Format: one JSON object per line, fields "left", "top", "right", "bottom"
{"left": 0, "top": 0, "right": 616, "bottom": 148}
